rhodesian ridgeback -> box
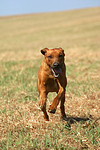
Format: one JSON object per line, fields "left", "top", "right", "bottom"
{"left": 37, "top": 47, "right": 67, "bottom": 121}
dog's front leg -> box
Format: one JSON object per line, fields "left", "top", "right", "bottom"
{"left": 48, "top": 79, "right": 65, "bottom": 114}
{"left": 38, "top": 85, "right": 49, "bottom": 121}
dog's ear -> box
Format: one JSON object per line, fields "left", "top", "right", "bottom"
{"left": 41, "top": 48, "right": 49, "bottom": 55}
{"left": 59, "top": 47, "right": 65, "bottom": 56}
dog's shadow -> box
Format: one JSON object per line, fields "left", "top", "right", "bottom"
{"left": 62, "top": 116, "right": 89, "bottom": 129}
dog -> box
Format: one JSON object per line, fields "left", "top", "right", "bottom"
{"left": 37, "top": 47, "right": 67, "bottom": 121}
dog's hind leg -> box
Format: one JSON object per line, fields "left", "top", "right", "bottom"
{"left": 60, "top": 93, "right": 66, "bottom": 119}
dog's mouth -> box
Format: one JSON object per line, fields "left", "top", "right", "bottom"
{"left": 50, "top": 67, "right": 63, "bottom": 78}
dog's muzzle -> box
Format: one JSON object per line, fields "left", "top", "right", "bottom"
{"left": 50, "top": 63, "right": 63, "bottom": 78}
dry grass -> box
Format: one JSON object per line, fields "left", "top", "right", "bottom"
{"left": 0, "top": 7, "right": 100, "bottom": 149}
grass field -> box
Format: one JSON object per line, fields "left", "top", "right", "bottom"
{"left": 0, "top": 7, "right": 100, "bottom": 149}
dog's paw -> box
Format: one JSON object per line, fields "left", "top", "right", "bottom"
{"left": 48, "top": 109, "right": 56, "bottom": 114}
{"left": 38, "top": 102, "right": 45, "bottom": 110}
{"left": 44, "top": 115, "right": 49, "bottom": 121}
{"left": 48, "top": 105, "right": 56, "bottom": 114}
{"left": 60, "top": 114, "right": 67, "bottom": 120}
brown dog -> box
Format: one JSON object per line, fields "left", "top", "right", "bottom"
{"left": 37, "top": 47, "right": 67, "bottom": 121}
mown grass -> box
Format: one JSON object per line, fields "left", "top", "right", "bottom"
{"left": 0, "top": 118, "right": 100, "bottom": 149}
{"left": 0, "top": 7, "right": 100, "bottom": 149}
{"left": 67, "top": 59, "right": 100, "bottom": 96}
{"left": 0, "top": 60, "right": 39, "bottom": 103}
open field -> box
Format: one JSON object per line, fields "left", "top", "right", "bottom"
{"left": 0, "top": 7, "right": 100, "bottom": 149}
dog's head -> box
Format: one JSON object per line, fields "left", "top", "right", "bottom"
{"left": 41, "top": 47, "right": 65, "bottom": 78}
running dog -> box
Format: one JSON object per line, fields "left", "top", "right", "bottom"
{"left": 37, "top": 47, "right": 67, "bottom": 121}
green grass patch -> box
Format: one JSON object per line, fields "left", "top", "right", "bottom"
{"left": 0, "top": 118, "right": 100, "bottom": 149}
{"left": 67, "top": 59, "right": 100, "bottom": 96}
{"left": 0, "top": 60, "right": 39, "bottom": 103}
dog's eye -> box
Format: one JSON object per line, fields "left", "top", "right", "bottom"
{"left": 59, "top": 54, "right": 63, "bottom": 58}
{"left": 47, "top": 55, "right": 52, "bottom": 59}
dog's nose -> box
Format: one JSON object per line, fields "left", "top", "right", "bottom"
{"left": 53, "top": 62, "right": 59, "bottom": 68}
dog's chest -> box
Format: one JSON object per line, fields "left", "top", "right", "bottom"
{"left": 46, "top": 78, "right": 58, "bottom": 92}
